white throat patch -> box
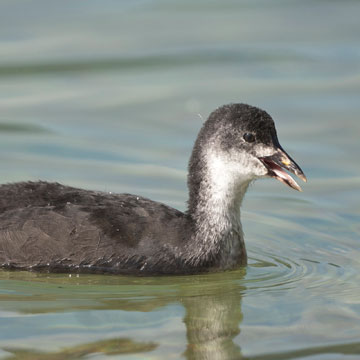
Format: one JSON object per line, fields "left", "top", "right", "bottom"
{"left": 206, "top": 149, "right": 254, "bottom": 206}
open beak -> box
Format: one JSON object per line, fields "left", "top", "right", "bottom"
{"left": 260, "top": 146, "right": 307, "bottom": 191}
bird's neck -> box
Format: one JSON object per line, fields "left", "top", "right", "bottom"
{"left": 187, "top": 150, "right": 251, "bottom": 268}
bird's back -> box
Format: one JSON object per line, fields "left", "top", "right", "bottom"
{"left": 0, "top": 182, "right": 190, "bottom": 274}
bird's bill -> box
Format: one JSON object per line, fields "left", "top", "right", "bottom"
{"left": 259, "top": 147, "right": 307, "bottom": 191}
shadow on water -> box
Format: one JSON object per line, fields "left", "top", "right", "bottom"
{"left": 0, "top": 123, "right": 50, "bottom": 134}
{"left": 3, "top": 338, "right": 157, "bottom": 360}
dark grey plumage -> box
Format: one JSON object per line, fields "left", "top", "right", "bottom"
{"left": 0, "top": 182, "right": 193, "bottom": 274}
{"left": 0, "top": 103, "right": 306, "bottom": 275}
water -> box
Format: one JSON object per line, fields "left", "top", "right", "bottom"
{"left": 0, "top": 0, "right": 359, "bottom": 359}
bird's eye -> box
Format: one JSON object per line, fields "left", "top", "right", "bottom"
{"left": 243, "top": 133, "right": 255, "bottom": 143}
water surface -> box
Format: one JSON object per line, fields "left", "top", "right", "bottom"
{"left": 0, "top": 1, "right": 360, "bottom": 359}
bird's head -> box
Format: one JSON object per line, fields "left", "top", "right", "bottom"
{"left": 192, "top": 103, "right": 306, "bottom": 192}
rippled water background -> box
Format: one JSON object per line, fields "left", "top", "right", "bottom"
{"left": 0, "top": 1, "right": 360, "bottom": 359}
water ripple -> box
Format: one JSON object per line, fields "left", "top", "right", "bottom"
{"left": 245, "top": 247, "right": 348, "bottom": 295}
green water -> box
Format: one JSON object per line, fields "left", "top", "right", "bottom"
{"left": 0, "top": 0, "right": 360, "bottom": 359}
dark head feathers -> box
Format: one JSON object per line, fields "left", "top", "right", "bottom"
{"left": 195, "top": 103, "right": 278, "bottom": 152}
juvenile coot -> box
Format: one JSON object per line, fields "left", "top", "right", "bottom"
{"left": 0, "top": 104, "right": 306, "bottom": 275}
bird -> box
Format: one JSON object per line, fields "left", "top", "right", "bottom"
{"left": 0, "top": 103, "right": 306, "bottom": 275}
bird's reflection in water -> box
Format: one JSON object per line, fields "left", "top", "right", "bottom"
{"left": 178, "top": 269, "right": 245, "bottom": 359}
{"left": 183, "top": 291, "right": 243, "bottom": 359}
{"left": 0, "top": 269, "right": 246, "bottom": 360}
